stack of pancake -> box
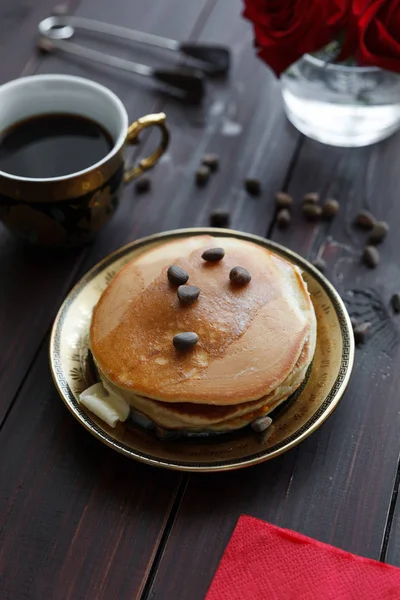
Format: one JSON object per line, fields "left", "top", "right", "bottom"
{"left": 86, "top": 235, "right": 316, "bottom": 434}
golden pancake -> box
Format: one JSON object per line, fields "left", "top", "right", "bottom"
{"left": 91, "top": 236, "right": 316, "bottom": 412}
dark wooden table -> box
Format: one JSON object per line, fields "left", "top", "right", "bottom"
{"left": 1, "top": 1, "right": 400, "bottom": 598}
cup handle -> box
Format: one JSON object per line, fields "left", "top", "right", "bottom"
{"left": 124, "top": 112, "right": 169, "bottom": 184}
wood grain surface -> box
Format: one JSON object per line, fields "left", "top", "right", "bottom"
{"left": 1, "top": 0, "right": 400, "bottom": 599}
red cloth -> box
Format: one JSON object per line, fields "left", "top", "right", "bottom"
{"left": 206, "top": 515, "right": 400, "bottom": 600}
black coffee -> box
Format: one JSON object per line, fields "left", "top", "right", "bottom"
{"left": 0, "top": 113, "right": 114, "bottom": 178}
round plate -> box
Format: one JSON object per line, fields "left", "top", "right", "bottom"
{"left": 50, "top": 228, "right": 354, "bottom": 472}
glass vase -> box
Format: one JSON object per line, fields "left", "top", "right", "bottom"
{"left": 281, "top": 54, "right": 400, "bottom": 147}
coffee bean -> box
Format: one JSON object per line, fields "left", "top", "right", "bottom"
{"left": 391, "top": 293, "right": 400, "bottom": 314}
{"left": 275, "top": 192, "right": 293, "bottom": 209}
{"left": 312, "top": 257, "right": 327, "bottom": 273}
{"left": 229, "top": 266, "right": 251, "bottom": 285}
{"left": 362, "top": 245, "right": 380, "bottom": 268}
{"left": 201, "top": 247, "right": 225, "bottom": 262}
{"left": 173, "top": 332, "right": 199, "bottom": 350}
{"left": 368, "top": 221, "right": 389, "bottom": 245}
{"left": 209, "top": 209, "right": 230, "bottom": 228}
{"left": 201, "top": 153, "right": 219, "bottom": 172}
{"left": 322, "top": 198, "right": 340, "bottom": 219}
{"left": 177, "top": 285, "right": 200, "bottom": 305}
{"left": 251, "top": 416, "right": 272, "bottom": 433}
{"left": 303, "top": 203, "right": 322, "bottom": 220}
{"left": 354, "top": 210, "right": 376, "bottom": 230}
{"left": 277, "top": 208, "right": 291, "bottom": 229}
{"left": 302, "top": 192, "right": 319, "bottom": 204}
{"left": 195, "top": 165, "right": 210, "bottom": 187}
{"left": 353, "top": 322, "right": 371, "bottom": 345}
{"left": 155, "top": 426, "right": 181, "bottom": 441}
{"left": 167, "top": 265, "right": 189, "bottom": 286}
{"left": 135, "top": 176, "right": 151, "bottom": 194}
{"left": 245, "top": 178, "right": 261, "bottom": 196}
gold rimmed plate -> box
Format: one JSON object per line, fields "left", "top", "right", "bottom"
{"left": 50, "top": 228, "right": 354, "bottom": 472}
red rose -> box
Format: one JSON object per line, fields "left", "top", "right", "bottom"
{"left": 356, "top": 0, "right": 400, "bottom": 72}
{"left": 243, "top": 0, "right": 352, "bottom": 76}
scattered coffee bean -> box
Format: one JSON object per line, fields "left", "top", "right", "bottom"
{"left": 201, "top": 153, "right": 219, "bottom": 172}
{"left": 368, "top": 221, "right": 389, "bottom": 245}
{"left": 195, "top": 165, "right": 211, "bottom": 187}
{"left": 251, "top": 416, "right": 272, "bottom": 433}
{"left": 312, "top": 257, "right": 327, "bottom": 273}
{"left": 155, "top": 426, "right": 181, "bottom": 441}
{"left": 37, "top": 37, "right": 55, "bottom": 54}
{"left": 244, "top": 178, "right": 261, "bottom": 196}
{"left": 135, "top": 176, "right": 151, "bottom": 194}
{"left": 391, "top": 293, "right": 400, "bottom": 314}
{"left": 209, "top": 209, "right": 230, "bottom": 228}
{"left": 167, "top": 265, "right": 189, "bottom": 286}
{"left": 229, "top": 266, "right": 251, "bottom": 285}
{"left": 302, "top": 192, "right": 319, "bottom": 205}
{"left": 173, "top": 332, "right": 199, "bottom": 350}
{"left": 303, "top": 203, "right": 322, "bottom": 220}
{"left": 350, "top": 316, "right": 359, "bottom": 330}
{"left": 353, "top": 322, "right": 371, "bottom": 346}
{"left": 277, "top": 208, "right": 291, "bottom": 229}
{"left": 177, "top": 285, "right": 200, "bottom": 305}
{"left": 202, "top": 247, "right": 225, "bottom": 262}
{"left": 354, "top": 210, "right": 376, "bottom": 230}
{"left": 322, "top": 198, "right": 340, "bottom": 219}
{"left": 275, "top": 192, "right": 293, "bottom": 209}
{"left": 362, "top": 245, "right": 380, "bottom": 268}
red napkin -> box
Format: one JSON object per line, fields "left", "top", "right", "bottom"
{"left": 206, "top": 515, "right": 400, "bottom": 600}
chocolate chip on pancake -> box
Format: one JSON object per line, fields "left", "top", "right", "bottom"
{"left": 202, "top": 247, "right": 225, "bottom": 262}
{"left": 229, "top": 266, "right": 251, "bottom": 285}
{"left": 167, "top": 265, "right": 189, "bottom": 286}
{"left": 173, "top": 332, "right": 199, "bottom": 351}
{"left": 177, "top": 285, "right": 200, "bottom": 305}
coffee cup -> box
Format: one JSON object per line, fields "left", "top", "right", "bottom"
{"left": 0, "top": 74, "right": 169, "bottom": 247}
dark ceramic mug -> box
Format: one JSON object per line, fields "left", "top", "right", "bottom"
{"left": 0, "top": 74, "right": 169, "bottom": 247}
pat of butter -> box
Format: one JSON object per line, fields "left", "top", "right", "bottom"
{"left": 79, "top": 383, "right": 130, "bottom": 428}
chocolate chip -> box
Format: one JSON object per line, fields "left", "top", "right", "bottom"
{"left": 202, "top": 247, "right": 225, "bottom": 262}
{"left": 277, "top": 208, "right": 291, "bottom": 229}
{"left": 363, "top": 245, "right": 380, "bottom": 268}
{"left": 354, "top": 210, "right": 376, "bottom": 230}
{"left": 167, "top": 265, "right": 189, "bottom": 286}
{"left": 135, "top": 176, "right": 151, "bottom": 194}
{"left": 173, "top": 332, "right": 199, "bottom": 350}
{"left": 275, "top": 192, "right": 293, "bottom": 209}
{"left": 251, "top": 416, "right": 272, "bottom": 433}
{"left": 303, "top": 203, "right": 322, "bottom": 220}
{"left": 195, "top": 165, "right": 210, "bottom": 187}
{"left": 177, "top": 285, "right": 200, "bottom": 305}
{"left": 201, "top": 153, "right": 219, "bottom": 171}
{"left": 209, "top": 209, "right": 230, "bottom": 228}
{"left": 391, "top": 293, "right": 400, "bottom": 314}
{"left": 322, "top": 199, "right": 340, "bottom": 219}
{"left": 244, "top": 178, "right": 261, "bottom": 196}
{"left": 368, "top": 221, "right": 389, "bottom": 245}
{"left": 37, "top": 37, "right": 55, "bottom": 54}
{"left": 312, "top": 257, "right": 327, "bottom": 273}
{"left": 353, "top": 322, "right": 371, "bottom": 345}
{"left": 302, "top": 192, "right": 319, "bottom": 204}
{"left": 229, "top": 266, "right": 251, "bottom": 285}
{"left": 155, "top": 426, "right": 181, "bottom": 441}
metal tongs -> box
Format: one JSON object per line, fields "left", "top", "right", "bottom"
{"left": 38, "top": 16, "right": 230, "bottom": 104}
